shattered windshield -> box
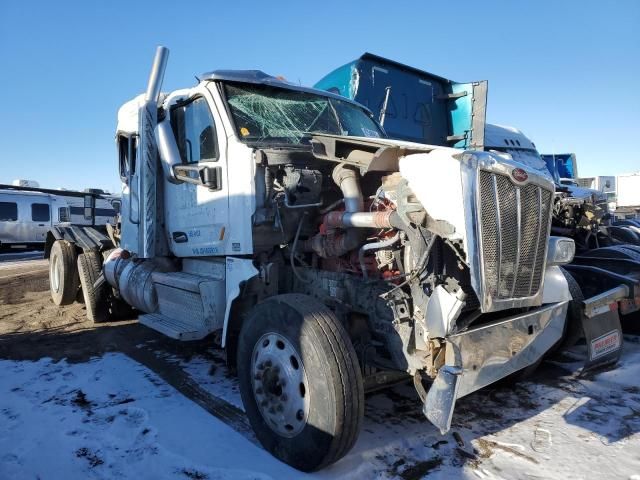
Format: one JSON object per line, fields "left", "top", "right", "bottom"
{"left": 223, "top": 82, "right": 383, "bottom": 145}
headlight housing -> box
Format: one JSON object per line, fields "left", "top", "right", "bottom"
{"left": 546, "top": 237, "right": 575, "bottom": 266}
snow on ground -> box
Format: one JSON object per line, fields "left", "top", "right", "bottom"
{"left": 0, "top": 354, "right": 296, "bottom": 480}
{"left": 2, "top": 338, "right": 640, "bottom": 479}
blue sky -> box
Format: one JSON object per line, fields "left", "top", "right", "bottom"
{"left": 1, "top": 0, "right": 638, "bottom": 192}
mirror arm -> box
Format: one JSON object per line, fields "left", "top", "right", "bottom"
{"left": 172, "top": 164, "right": 222, "bottom": 191}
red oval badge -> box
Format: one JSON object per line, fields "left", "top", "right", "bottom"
{"left": 512, "top": 168, "right": 528, "bottom": 182}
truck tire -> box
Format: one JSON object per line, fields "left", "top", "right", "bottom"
{"left": 77, "top": 251, "right": 109, "bottom": 323}
{"left": 49, "top": 240, "right": 80, "bottom": 306}
{"left": 237, "top": 294, "right": 364, "bottom": 471}
{"left": 620, "top": 245, "right": 640, "bottom": 256}
{"left": 610, "top": 226, "right": 640, "bottom": 245}
{"left": 559, "top": 268, "right": 585, "bottom": 349}
{"left": 583, "top": 245, "right": 640, "bottom": 262}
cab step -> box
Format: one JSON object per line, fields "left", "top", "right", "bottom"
{"left": 138, "top": 268, "right": 225, "bottom": 341}
{"left": 139, "top": 313, "right": 209, "bottom": 341}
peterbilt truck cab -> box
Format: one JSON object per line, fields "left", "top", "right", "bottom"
{"left": 48, "top": 47, "right": 579, "bottom": 471}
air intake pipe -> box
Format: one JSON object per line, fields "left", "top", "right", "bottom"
{"left": 304, "top": 164, "right": 398, "bottom": 258}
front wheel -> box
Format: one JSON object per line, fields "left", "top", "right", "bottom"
{"left": 237, "top": 294, "right": 364, "bottom": 472}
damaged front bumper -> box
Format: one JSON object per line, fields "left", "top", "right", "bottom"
{"left": 424, "top": 282, "right": 628, "bottom": 434}
{"left": 424, "top": 301, "right": 569, "bottom": 433}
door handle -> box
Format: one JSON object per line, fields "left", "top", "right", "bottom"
{"left": 38, "top": 224, "right": 45, "bottom": 227}
{"left": 172, "top": 231, "right": 188, "bottom": 243}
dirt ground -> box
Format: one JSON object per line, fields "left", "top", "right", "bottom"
{"left": 0, "top": 256, "right": 253, "bottom": 437}
{"left": 2, "top": 255, "right": 639, "bottom": 479}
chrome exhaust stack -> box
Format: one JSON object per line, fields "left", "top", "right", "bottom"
{"left": 138, "top": 46, "right": 169, "bottom": 258}
{"left": 145, "top": 46, "right": 169, "bottom": 103}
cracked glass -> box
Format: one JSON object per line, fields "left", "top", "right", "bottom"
{"left": 223, "top": 82, "right": 382, "bottom": 145}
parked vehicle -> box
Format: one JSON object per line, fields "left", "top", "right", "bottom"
{"left": 1, "top": 183, "right": 118, "bottom": 230}
{"left": 615, "top": 172, "right": 640, "bottom": 222}
{"left": 541, "top": 153, "right": 579, "bottom": 186}
{"left": 60, "top": 189, "right": 120, "bottom": 225}
{"left": 485, "top": 125, "right": 640, "bottom": 325}
{"left": 316, "top": 54, "right": 631, "bottom": 362}
{"left": 0, "top": 188, "right": 69, "bottom": 249}
{"left": 46, "top": 47, "right": 619, "bottom": 471}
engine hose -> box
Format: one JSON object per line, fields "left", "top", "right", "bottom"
{"left": 264, "top": 166, "right": 273, "bottom": 204}
{"left": 290, "top": 213, "right": 312, "bottom": 284}
{"left": 359, "top": 233, "right": 401, "bottom": 279}
{"left": 381, "top": 233, "right": 438, "bottom": 299}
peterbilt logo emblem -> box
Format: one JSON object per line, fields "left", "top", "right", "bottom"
{"left": 512, "top": 168, "right": 528, "bottom": 182}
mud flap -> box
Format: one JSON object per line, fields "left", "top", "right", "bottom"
{"left": 580, "top": 308, "right": 623, "bottom": 372}
{"left": 423, "top": 366, "right": 461, "bottom": 434}
{"left": 578, "top": 285, "right": 627, "bottom": 372}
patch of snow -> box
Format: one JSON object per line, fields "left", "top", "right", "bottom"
{"left": 0, "top": 354, "right": 297, "bottom": 479}
{"left": 2, "top": 338, "right": 640, "bottom": 479}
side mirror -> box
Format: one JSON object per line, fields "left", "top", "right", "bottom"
{"left": 155, "top": 119, "right": 182, "bottom": 184}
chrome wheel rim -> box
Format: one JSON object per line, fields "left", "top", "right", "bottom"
{"left": 251, "top": 332, "right": 310, "bottom": 437}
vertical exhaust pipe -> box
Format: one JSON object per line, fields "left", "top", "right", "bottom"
{"left": 145, "top": 46, "right": 170, "bottom": 103}
{"left": 138, "top": 46, "right": 169, "bottom": 258}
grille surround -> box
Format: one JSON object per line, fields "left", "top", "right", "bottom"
{"left": 474, "top": 168, "right": 553, "bottom": 312}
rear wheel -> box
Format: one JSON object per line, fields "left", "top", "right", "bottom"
{"left": 49, "top": 240, "right": 79, "bottom": 306}
{"left": 237, "top": 294, "right": 364, "bottom": 471}
{"left": 77, "top": 251, "right": 109, "bottom": 323}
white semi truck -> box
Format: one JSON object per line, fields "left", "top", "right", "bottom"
{"left": 45, "top": 47, "right": 622, "bottom": 471}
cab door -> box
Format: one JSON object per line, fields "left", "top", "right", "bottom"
{"left": 163, "top": 89, "right": 230, "bottom": 257}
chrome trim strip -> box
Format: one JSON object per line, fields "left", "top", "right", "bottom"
{"left": 529, "top": 186, "right": 543, "bottom": 295}
{"left": 492, "top": 173, "right": 502, "bottom": 297}
{"left": 511, "top": 186, "right": 522, "bottom": 298}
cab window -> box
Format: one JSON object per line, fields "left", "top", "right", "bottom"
{"left": 170, "top": 96, "right": 218, "bottom": 163}
{"left": 0, "top": 202, "right": 17, "bottom": 221}
{"left": 118, "top": 134, "right": 137, "bottom": 181}
{"left": 31, "top": 203, "right": 50, "bottom": 222}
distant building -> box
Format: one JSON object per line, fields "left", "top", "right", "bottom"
{"left": 614, "top": 172, "right": 640, "bottom": 220}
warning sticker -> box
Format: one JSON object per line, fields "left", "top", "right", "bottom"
{"left": 590, "top": 330, "right": 621, "bottom": 361}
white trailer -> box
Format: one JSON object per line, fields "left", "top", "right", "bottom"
{"left": 616, "top": 173, "right": 640, "bottom": 208}
{"left": 0, "top": 189, "right": 69, "bottom": 249}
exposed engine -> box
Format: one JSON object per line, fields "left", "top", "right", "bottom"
{"left": 246, "top": 145, "right": 487, "bottom": 376}
{"left": 551, "top": 186, "right": 612, "bottom": 252}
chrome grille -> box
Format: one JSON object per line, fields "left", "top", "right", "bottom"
{"left": 479, "top": 171, "right": 552, "bottom": 301}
